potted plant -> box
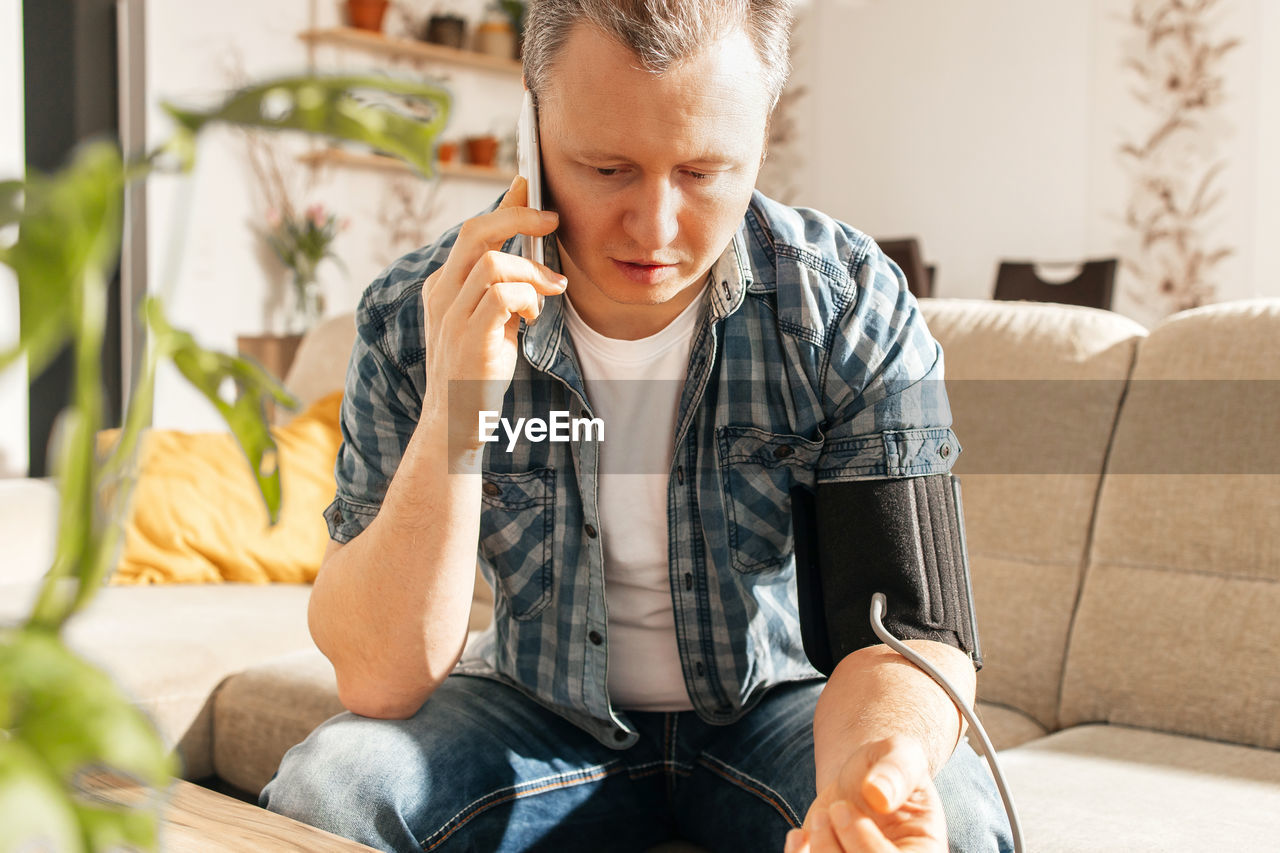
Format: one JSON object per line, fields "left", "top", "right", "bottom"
{"left": 0, "top": 72, "right": 449, "bottom": 850}
{"left": 346, "top": 0, "right": 390, "bottom": 32}
{"left": 260, "top": 202, "right": 347, "bottom": 333}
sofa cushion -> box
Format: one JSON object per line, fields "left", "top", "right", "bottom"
{"left": 973, "top": 701, "right": 1049, "bottom": 753}
{"left": 213, "top": 648, "right": 344, "bottom": 795}
{"left": 108, "top": 392, "right": 343, "bottom": 585}
{"left": 0, "top": 582, "right": 317, "bottom": 781}
{"left": 0, "top": 478, "right": 59, "bottom": 585}
{"left": 918, "top": 299, "right": 1146, "bottom": 730}
{"left": 998, "top": 724, "right": 1280, "bottom": 851}
{"left": 1061, "top": 299, "right": 1280, "bottom": 748}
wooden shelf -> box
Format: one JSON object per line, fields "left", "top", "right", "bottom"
{"left": 298, "top": 148, "right": 515, "bottom": 182}
{"left": 299, "top": 27, "right": 522, "bottom": 75}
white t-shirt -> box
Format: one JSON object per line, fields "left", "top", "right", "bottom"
{"left": 562, "top": 285, "right": 708, "bottom": 711}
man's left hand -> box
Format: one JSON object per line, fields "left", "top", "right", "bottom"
{"left": 786, "top": 735, "right": 946, "bottom": 853}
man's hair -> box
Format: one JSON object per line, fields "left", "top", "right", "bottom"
{"left": 522, "top": 0, "right": 795, "bottom": 110}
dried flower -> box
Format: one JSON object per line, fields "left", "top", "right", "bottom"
{"left": 260, "top": 205, "right": 341, "bottom": 282}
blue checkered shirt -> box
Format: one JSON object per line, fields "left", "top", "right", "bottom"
{"left": 325, "top": 191, "right": 959, "bottom": 748}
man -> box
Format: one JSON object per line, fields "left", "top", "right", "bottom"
{"left": 261, "top": 2, "right": 1012, "bottom": 851}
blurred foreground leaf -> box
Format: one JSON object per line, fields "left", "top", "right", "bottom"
{"left": 146, "top": 298, "right": 296, "bottom": 524}
{"left": 0, "top": 628, "right": 175, "bottom": 852}
{"left": 164, "top": 73, "right": 451, "bottom": 177}
{"left": 0, "top": 141, "right": 122, "bottom": 377}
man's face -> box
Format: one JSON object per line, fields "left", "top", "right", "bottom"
{"left": 537, "top": 23, "right": 771, "bottom": 335}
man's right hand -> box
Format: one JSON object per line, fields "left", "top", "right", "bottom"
{"left": 420, "top": 175, "right": 564, "bottom": 459}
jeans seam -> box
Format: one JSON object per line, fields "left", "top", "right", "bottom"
{"left": 419, "top": 761, "right": 624, "bottom": 851}
{"left": 695, "top": 754, "right": 804, "bottom": 829}
{"left": 667, "top": 714, "right": 680, "bottom": 801}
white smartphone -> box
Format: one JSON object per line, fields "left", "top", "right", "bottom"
{"left": 517, "top": 90, "right": 545, "bottom": 267}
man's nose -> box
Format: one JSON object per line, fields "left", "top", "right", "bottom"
{"left": 622, "top": 177, "right": 679, "bottom": 251}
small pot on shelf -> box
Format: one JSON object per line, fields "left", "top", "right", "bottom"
{"left": 464, "top": 135, "right": 499, "bottom": 168}
{"left": 347, "top": 0, "right": 390, "bottom": 32}
{"left": 423, "top": 14, "right": 467, "bottom": 48}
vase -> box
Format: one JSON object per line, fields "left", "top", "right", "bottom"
{"left": 290, "top": 274, "right": 326, "bottom": 334}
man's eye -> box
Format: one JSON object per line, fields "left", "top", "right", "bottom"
{"left": 595, "top": 167, "right": 619, "bottom": 177}
{"left": 687, "top": 171, "right": 713, "bottom": 182}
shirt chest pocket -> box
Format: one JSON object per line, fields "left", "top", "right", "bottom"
{"left": 716, "top": 427, "right": 822, "bottom": 574}
{"left": 479, "top": 467, "right": 555, "bottom": 620}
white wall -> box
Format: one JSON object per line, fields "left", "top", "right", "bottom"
{"left": 794, "top": 0, "right": 1093, "bottom": 298}
{"left": 146, "top": 0, "right": 522, "bottom": 429}
{"left": 0, "top": 0, "right": 27, "bottom": 476}
{"left": 143, "top": 0, "right": 1279, "bottom": 428}
{"left": 790, "top": 0, "right": 1277, "bottom": 324}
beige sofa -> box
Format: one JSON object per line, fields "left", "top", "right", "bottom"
{"left": 2, "top": 297, "right": 1277, "bottom": 851}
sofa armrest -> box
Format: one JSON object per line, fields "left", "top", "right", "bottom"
{"left": 0, "top": 477, "right": 59, "bottom": 585}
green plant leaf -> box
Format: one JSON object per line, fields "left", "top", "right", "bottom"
{"left": 0, "top": 141, "right": 123, "bottom": 379}
{"left": 146, "top": 299, "right": 296, "bottom": 524}
{"left": 0, "top": 628, "right": 174, "bottom": 851}
{"left": 0, "top": 738, "right": 86, "bottom": 853}
{"left": 163, "top": 74, "right": 451, "bottom": 178}
{"left": 0, "top": 179, "right": 22, "bottom": 230}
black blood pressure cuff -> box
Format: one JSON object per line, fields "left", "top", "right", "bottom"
{"left": 792, "top": 474, "right": 982, "bottom": 676}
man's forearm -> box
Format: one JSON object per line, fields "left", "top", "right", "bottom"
{"left": 812, "top": 640, "right": 975, "bottom": 790}
{"left": 308, "top": 411, "right": 484, "bottom": 719}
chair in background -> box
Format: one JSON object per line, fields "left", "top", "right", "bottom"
{"left": 993, "top": 259, "right": 1118, "bottom": 310}
{"left": 879, "top": 237, "right": 935, "bottom": 299}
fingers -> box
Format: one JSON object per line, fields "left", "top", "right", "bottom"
{"left": 471, "top": 280, "right": 545, "bottom": 328}
{"left": 451, "top": 250, "right": 566, "bottom": 322}
{"left": 863, "top": 737, "right": 930, "bottom": 814}
{"left": 838, "top": 735, "right": 931, "bottom": 815}
{"left": 825, "top": 800, "right": 899, "bottom": 853}
{"left": 784, "top": 828, "right": 808, "bottom": 853}
{"left": 447, "top": 183, "right": 558, "bottom": 277}
{"left": 498, "top": 174, "right": 528, "bottom": 209}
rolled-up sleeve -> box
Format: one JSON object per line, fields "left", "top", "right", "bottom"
{"left": 815, "top": 243, "right": 959, "bottom": 482}
{"left": 324, "top": 285, "right": 426, "bottom": 543}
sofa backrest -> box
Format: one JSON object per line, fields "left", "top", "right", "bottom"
{"left": 919, "top": 299, "right": 1147, "bottom": 731}
{"left": 1059, "top": 299, "right": 1280, "bottom": 749}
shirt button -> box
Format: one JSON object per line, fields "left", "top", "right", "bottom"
{"left": 584, "top": 523, "right": 598, "bottom": 539}
{"left": 589, "top": 630, "right": 603, "bottom": 645}
{"left": 482, "top": 481, "right": 501, "bottom": 497}
{"left": 773, "top": 444, "right": 793, "bottom": 459}
{"left": 940, "top": 444, "right": 951, "bottom": 459}
{"left": 676, "top": 465, "right": 684, "bottom": 485}
{"left": 684, "top": 572, "right": 693, "bottom": 591}
{"left": 695, "top": 661, "right": 705, "bottom": 676}
{"left": 332, "top": 509, "right": 344, "bottom": 524}
{"left": 614, "top": 730, "right": 629, "bottom": 742}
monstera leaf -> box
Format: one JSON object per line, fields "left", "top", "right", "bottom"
{"left": 164, "top": 73, "right": 451, "bottom": 177}
{"left": 146, "top": 298, "right": 295, "bottom": 524}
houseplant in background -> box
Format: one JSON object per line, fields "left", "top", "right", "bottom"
{"left": 0, "top": 72, "right": 448, "bottom": 851}
{"left": 260, "top": 202, "right": 347, "bottom": 333}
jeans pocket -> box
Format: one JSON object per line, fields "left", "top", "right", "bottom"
{"left": 479, "top": 467, "right": 555, "bottom": 620}
{"left": 716, "top": 426, "right": 821, "bottom": 574}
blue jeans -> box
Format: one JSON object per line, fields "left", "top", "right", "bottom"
{"left": 260, "top": 676, "right": 1012, "bottom": 852}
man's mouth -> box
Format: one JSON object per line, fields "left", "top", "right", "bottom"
{"left": 612, "top": 259, "right": 678, "bottom": 284}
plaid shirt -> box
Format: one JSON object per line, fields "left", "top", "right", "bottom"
{"left": 325, "top": 191, "right": 958, "bottom": 748}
